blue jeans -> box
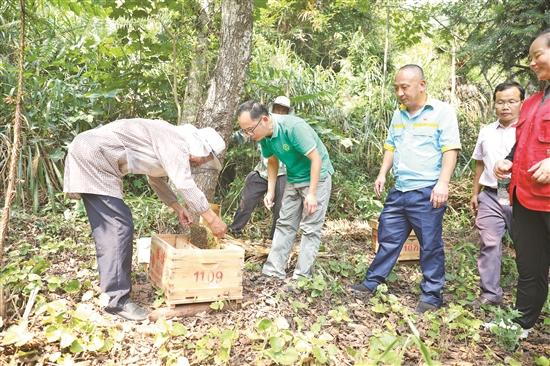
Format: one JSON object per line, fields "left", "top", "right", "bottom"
{"left": 362, "top": 186, "right": 446, "bottom": 307}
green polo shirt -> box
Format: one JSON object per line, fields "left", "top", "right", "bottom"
{"left": 260, "top": 114, "right": 334, "bottom": 184}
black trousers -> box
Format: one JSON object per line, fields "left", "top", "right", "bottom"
{"left": 81, "top": 193, "right": 134, "bottom": 309}
{"left": 230, "top": 172, "right": 286, "bottom": 239}
{"left": 512, "top": 197, "right": 550, "bottom": 329}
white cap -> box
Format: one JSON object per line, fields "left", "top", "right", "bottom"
{"left": 273, "top": 96, "right": 291, "bottom": 108}
{"left": 179, "top": 124, "right": 226, "bottom": 157}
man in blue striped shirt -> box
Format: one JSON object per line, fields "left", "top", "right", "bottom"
{"left": 352, "top": 64, "right": 461, "bottom": 313}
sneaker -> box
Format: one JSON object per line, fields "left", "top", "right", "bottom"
{"left": 482, "top": 321, "right": 531, "bottom": 339}
{"left": 519, "top": 327, "right": 532, "bottom": 340}
{"left": 415, "top": 301, "right": 439, "bottom": 314}
{"left": 471, "top": 296, "right": 501, "bottom": 310}
{"left": 350, "top": 283, "right": 373, "bottom": 299}
{"left": 105, "top": 300, "right": 149, "bottom": 321}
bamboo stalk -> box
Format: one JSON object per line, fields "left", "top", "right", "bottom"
{"left": 0, "top": 0, "right": 26, "bottom": 320}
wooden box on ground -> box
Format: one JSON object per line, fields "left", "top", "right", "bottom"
{"left": 149, "top": 234, "right": 244, "bottom": 306}
{"left": 369, "top": 219, "right": 420, "bottom": 261}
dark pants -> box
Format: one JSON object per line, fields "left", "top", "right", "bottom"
{"left": 230, "top": 171, "right": 286, "bottom": 239}
{"left": 512, "top": 197, "right": 550, "bottom": 329}
{"left": 81, "top": 193, "right": 134, "bottom": 309}
{"left": 362, "top": 186, "right": 446, "bottom": 307}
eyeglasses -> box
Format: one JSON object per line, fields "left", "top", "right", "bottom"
{"left": 495, "top": 100, "right": 521, "bottom": 107}
{"left": 241, "top": 117, "right": 262, "bottom": 136}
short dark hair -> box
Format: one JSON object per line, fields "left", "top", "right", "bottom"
{"left": 398, "top": 64, "right": 425, "bottom": 79}
{"left": 493, "top": 81, "right": 525, "bottom": 101}
{"left": 534, "top": 28, "right": 550, "bottom": 47}
{"left": 236, "top": 100, "right": 269, "bottom": 120}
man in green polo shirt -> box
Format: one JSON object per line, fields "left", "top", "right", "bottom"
{"left": 236, "top": 100, "right": 334, "bottom": 280}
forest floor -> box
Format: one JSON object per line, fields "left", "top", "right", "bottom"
{"left": 0, "top": 206, "right": 549, "bottom": 366}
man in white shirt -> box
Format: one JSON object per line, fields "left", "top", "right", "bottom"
{"left": 470, "top": 81, "right": 524, "bottom": 308}
{"left": 64, "top": 119, "right": 227, "bottom": 320}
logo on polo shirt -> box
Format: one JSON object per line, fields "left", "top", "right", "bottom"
{"left": 283, "top": 144, "right": 290, "bottom": 151}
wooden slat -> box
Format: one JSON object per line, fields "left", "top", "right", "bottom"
{"left": 149, "top": 234, "right": 245, "bottom": 306}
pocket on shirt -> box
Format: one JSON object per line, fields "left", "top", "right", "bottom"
{"left": 412, "top": 126, "right": 436, "bottom": 137}
{"left": 538, "top": 114, "right": 550, "bottom": 143}
{"left": 411, "top": 126, "right": 437, "bottom": 146}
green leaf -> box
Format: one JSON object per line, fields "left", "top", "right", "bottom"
{"left": 269, "top": 336, "right": 285, "bottom": 352}
{"left": 48, "top": 149, "right": 66, "bottom": 162}
{"left": 209, "top": 300, "right": 224, "bottom": 311}
{"left": 1, "top": 325, "right": 34, "bottom": 346}
{"left": 257, "top": 318, "right": 273, "bottom": 332}
{"left": 60, "top": 330, "right": 77, "bottom": 349}
{"left": 45, "top": 325, "right": 62, "bottom": 342}
{"left": 312, "top": 345, "right": 328, "bottom": 363}
{"left": 63, "top": 279, "right": 81, "bottom": 293}
{"left": 47, "top": 276, "right": 62, "bottom": 291}
{"left": 371, "top": 303, "right": 388, "bottom": 314}
{"left": 275, "top": 316, "right": 290, "bottom": 330}
{"left": 505, "top": 357, "right": 522, "bottom": 366}
{"left": 170, "top": 322, "right": 188, "bottom": 337}
{"left": 88, "top": 335, "right": 105, "bottom": 352}
{"left": 70, "top": 339, "right": 84, "bottom": 353}
{"left": 266, "top": 347, "right": 300, "bottom": 365}
{"left": 27, "top": 273, "right": 42, "bottom": 282}
{"left": 220, "top": 329, "right": 237, "bottom": 348}
{"left": 99, "top": 337, "right": 114, "bottom": 353}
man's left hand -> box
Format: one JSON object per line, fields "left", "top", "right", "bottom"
{"left": 430, "top": 181, "right": 449, "bottom": 208}
{"left": 528, "top": 158, "right": 550, "bottom": 184}
{"left": 176, "top": 206, "right": 193, "bottom": 226}
{"left": 171, "top": 203, "right": 193, "bottom": 226}
{"left": 304, "top": 193, "right": 318, "bottom": 215}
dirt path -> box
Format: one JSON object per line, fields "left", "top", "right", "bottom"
{"left": 0, "top": 215, "right": 548, "bottom": 365}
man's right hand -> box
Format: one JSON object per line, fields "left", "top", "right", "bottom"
{"left": 201, "top": 208, "right": 227, "bottom": 238}
{"left": 470, "top": 194, "right": 479, "bottom": 211}
{"left": 207, "top": 216, "right": 227, "bottom": 238}
{"left": 264, "top": 191, "right": 275, "bottom": 209}
{"left": 374, "top": 175, "right": 386, "bottom": 198}
{"left": 494, "top": 159, "right": 513, "bottom": 179}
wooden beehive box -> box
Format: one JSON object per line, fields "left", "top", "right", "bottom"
{"left": 149, "top": 234, "right": 244, "bottom": 306}
{"left": 369, "top": 219, "right": 420, "bottom": 261}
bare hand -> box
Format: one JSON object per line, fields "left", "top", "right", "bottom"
{"left": 207, "top": 215, "right": 227, "bottom": 238}
{"left": 430, "top": 181, "right": 449, "bottom": 208}
{"left": 470, "top": 194, "right": 479, "bottom": 211}
{"left": 172, "top": 204, "right": 193, "bottom": 227}
{"left": 528, "top": 158, "right": 550, "bottom": 184}
{"left": 264, "top": 192, "right": 275, "bottom": 209}
{"left": 304, "top": 192, "right": 318, "bottom": 215}
{"left": 374, "top": 175, "right": 386, "bottom": 198}
{"left": 494, "top": 159, "right": 513, "bottom": 179}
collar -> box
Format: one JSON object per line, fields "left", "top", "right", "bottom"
{"left": 496, "top": 119, "right": 518, "bottom": 129}
{"left": 268, "top": 114, "right": 280, "bottom": 139}
{"left": 399, "top": 97, "right": 435, "bottom": 116}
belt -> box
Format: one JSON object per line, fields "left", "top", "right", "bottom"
{"left": 483, "top": 186, "right": 497, "bottom": 193}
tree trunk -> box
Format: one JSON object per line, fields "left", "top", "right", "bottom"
{"left": 450, "top": 36, "right": 457, "bottom": 106}
{"left": 381, "top": 5, "right": 390, "bottom": 107}
{"left": 0, "top": 0, "right": 26, "bottom": 320}
{"left": 193, "top": 0, "right": 253, "bottom": 202}
{"left": 180, "top": 0, "right": 214, "bottom": 125}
